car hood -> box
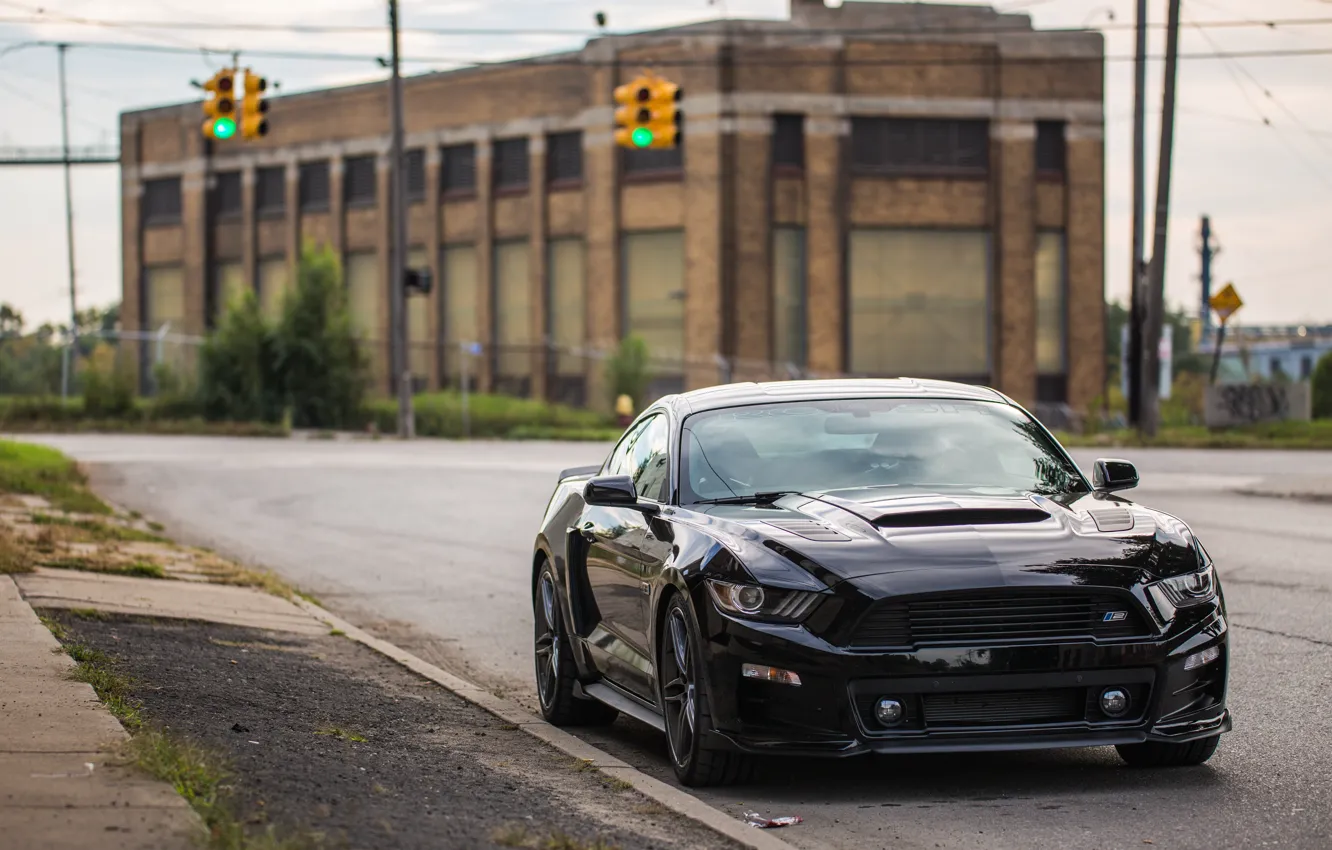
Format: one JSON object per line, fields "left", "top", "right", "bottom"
{"left": 683, "top": 487, "right": 1202, "bottom": 592}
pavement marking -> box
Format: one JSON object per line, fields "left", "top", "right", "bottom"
{"left": 289, "top": 597, "right": 799, "bottom": 850}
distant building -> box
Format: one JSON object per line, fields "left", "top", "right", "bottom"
{"left": 119, "top": 0, "right": 1105, "bottom": 410}
{"left": 1199, "top": 325, "right": 1332, "bottom": 383}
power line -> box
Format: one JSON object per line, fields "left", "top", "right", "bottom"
{"left": 5, "top": 36, "right": 1332, "bottom": 67}
{"left": 6, "top": 10, "right": 1332, "bottom": 37}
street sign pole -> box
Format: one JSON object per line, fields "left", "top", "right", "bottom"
{"left": 1209, "top": 322, "right": 1227, "bottom": 386}
{"left": 1207, "top": 282, "right": 1243, "bottom": 386}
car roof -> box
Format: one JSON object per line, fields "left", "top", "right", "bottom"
{"left": 658, "top": 378, "right": 1012, "bottom": 416}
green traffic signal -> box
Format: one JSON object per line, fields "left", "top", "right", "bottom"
{"left": 631, "top": 127, "right": 653, "bottom": 148}
{"left": 213, "top": 117, "right": 237, "bottom": 140}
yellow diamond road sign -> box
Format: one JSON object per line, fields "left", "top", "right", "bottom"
{"left": 1209, "top": 283, "right": 1243, "bottom": 323}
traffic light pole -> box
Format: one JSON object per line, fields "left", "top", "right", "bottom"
{"left": 387, "top": 0, "right": 413, "bottom": 438}
{"left": 57, "top": 44, "right": 78, "bottom": 403}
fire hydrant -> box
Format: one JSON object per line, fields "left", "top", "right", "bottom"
{"left": 615, "top": 394, "right": 634, "bottom": 428}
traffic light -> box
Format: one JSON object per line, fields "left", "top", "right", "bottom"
{"left": 202, "top": 68, "right": 237, "bottom": 141}
{"left": 614, "top": 73, "right": 682, "bottom": 149}
{"left": 240, "top": 68, "right": 269, "bottom": 140}
{"left": 404, "top": 267, "right": 432, "bottom": 296}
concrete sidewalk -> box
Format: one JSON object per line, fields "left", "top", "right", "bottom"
{"left": 0, "top": 576, "right": 199, "bottom": 850}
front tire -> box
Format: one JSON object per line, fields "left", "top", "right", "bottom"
{"left": 1116, "top": 735, "right": 1220, "bottom": 767}
{"left": 534, "top": 562, "right": 618, "bottom": 727}
{"left": 659, "top": 593, "right": 753, "bottom": 787}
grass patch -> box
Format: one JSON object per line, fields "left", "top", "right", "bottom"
{"left": 363, "top": 391, "right": 614, "bottom": 441}
{"left": 491, "top": 826, "right": 620, "bottom": 850}
{"left": 37, "top": 555, "right": 167, "bottom": 579}
{"left": 68, "top": 607, "right": 112, "bottom": 620}
{"left": 327, "top": 629, "right": 345, "bottom": 637}
{"left": 66, "top": 641, "right": 142, "bottom": 729}
{"left": 293, "top": 589, "right": 322, "bottom": 607}
{"left": 0, "top": 527, "right": 32, "bottom": 574}
{"left": 1059, "top": 419, "right": 1332, "bottom": 450}
{"left": 0, "top": 440, "right": 108, "bottom": 514}
{"left": 314, "top": 726, "right": 367, "bottom": 743}
{"left": 37, "top": 614, "right": 68, "bottom": 641}
{"left": 148, "top": 520, "right": 165, "bottom": 533}
{"left": 30, "top": 512, "right": 168, "bottom": 543}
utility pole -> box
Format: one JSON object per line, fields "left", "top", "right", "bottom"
{"left": 1141, "top": 0, "right": 1183, "bottom": 439}
{"left": 388, "top": 0, "right": 413, "bottom": 438}
{"left": 57, "top": 44, "right": 78, "bottom": 403}
{"left": 1199, "top": 215, "right": 1215, "bottom": 334}
{"left": 1126, "top": 0, "right": 1147, "bottom": 427}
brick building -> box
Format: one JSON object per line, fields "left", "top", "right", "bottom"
{"left": 120, "top": 0, "right": 1105, "bottom": 412}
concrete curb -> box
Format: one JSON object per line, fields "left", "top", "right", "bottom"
{"left": 1233, "top": 488, "right": 1332, "bottom": 504}
{"left": 290, "top": 598, "right": 797, "bottom": 850}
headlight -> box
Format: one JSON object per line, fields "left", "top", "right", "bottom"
{"left": 706, "top": 579, "right": 822, "bottom": 624}
{"left": 1157, "top": 563, "right": 1217, "bottom": 608}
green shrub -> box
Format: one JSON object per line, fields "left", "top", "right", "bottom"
{"left": 273, "top": 245, "right": 367, "bottom": 429}
{"left": 81, "top": 344, "right": 136, "bottom": 419}
{"left": 363, "top": 392, "right": 613, "bottom": 439}
{"left": 197, "top": 291, "right": 283, "bottom": 423}
{"left": 1314, "top": 351, "right": 1332, "bottom": 419}
{"left": 606, "top": 334, "right": 651, "bottom": 410}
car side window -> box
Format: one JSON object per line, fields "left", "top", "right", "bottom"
{"left": 603, "top": 418, "right": 650, "bottom": 477}
{"left": 630, "top": 415, "right": 670, "bottom": 503}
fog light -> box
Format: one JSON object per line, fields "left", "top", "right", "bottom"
{"left": 1099, "top": 687, "right": 1130, "bottom": 717}
{"left": 741, "top": 663, "right": 801, "bottom": 686}
{"left": 874, "top": 698, "right": 904, "bottom": 726}
{"left": 1184, "top": 645, "right": 1222, "bottom": 671}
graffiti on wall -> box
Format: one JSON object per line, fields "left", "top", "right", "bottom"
{"left": 1204, "top": 382, "right": 1312, "bottom": 427}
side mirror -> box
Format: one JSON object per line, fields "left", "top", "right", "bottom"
{"left": 583, "top": 475, "right": 659, "bottom": 514}
{"left": 1093, "top": 458, "right": 1139, "bottom": 493}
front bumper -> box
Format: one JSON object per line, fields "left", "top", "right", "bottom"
{"left": 699, "top": 596, "right": 1231, "bottom": 758}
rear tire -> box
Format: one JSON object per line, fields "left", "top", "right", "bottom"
{"left": 659, "top": 593, "right": 754, "bottom": 787}
{"left": 534, "top": 561, "right": 618, "bottom": 727}
{"left": 1115, "top": 735, "right": 1220, "bottom": 767}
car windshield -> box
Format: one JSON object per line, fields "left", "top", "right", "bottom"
{"left": 680, "top": 398, "right": 1088, "bottom": 504}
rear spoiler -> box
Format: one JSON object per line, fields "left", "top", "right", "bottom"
{"left": 559, "top": 465, "right": 601, "bottom": 482}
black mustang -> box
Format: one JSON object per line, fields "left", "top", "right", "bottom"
{"left": 530, "top": 380, "right": 1230, "bottom": 786}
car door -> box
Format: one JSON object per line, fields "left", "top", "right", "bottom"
{"left": 581, "top": 413, "right": 670, "bottom": 699}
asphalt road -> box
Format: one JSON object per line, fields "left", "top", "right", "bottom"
{"left": 18, "top": 434, "right": 1332, "bottom": 850}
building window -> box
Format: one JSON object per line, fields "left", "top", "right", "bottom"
{"left": 210, "top": 261, "right": 246, "bottom": 327}
{"left": 142, "top": 177, "right": 182, "bottom": 226}
{"left": 772, "top": 227, "right": 806, "bottom": 368}
{"left": 848, "top": 229, "right": 989, "bottom": 377}
{"left": 493, "top": 240, "right": 532, "bottom": 389}
{"left": 257, "top": 257, "right": 289, "bottom": 322}
{"left": 255, "top": 166, "right": 285, "bottom": 217}
{"left": 441, "top": 144, "right": 476, "bottom": 195}
{"left": 548, "top": 238, "right": 585, "bottom": 404}
{"left": 144, "top": 265, "right": 185, "bottom": 332}
{"left": 1035, "top": 231, "right": 1067, "bottom": 376}
{"left": 344, "top": 156, "right": 377, "bottom": 207}
{"left": 1036, "top": 121, "right": 1066, "bottom": 178}
{"left": 623, "top": 141, "right": 683, "bottom": 178}
{"left": 1271, "top": 357, "right": 1285, "bottom": 378}
{"left": 407, "top": 247, "right": 430, "bottom": 383}
{"left": 211, "top": 172, "right": 241, "bottom": 219}
{"left": 1302, "top": 356, "right": 1314, "bottom": 379}
{"left": 345, "top": 251, "right": 382, "bottom": 379}
{"left": 851, "top": 118, "right": 989, "bottom": 177}
{"left": 404, "top": 149, "right": 426, "bottom": 203}
{"left": 493, "top": 138, "right": 530, "bottom": 191}
{"left": 772, "top": 114, "right": 805, "bottom": 172}
{"left": 547, "top": 131, "right": 583, "bottom": 186}
{"left": 622, "top": 231, "right": 685, "bottom": 385}
{"left": 299, "top": 161, "right": 330, "bottom": 211}
{"left": 440, "top": 244, "right": 479, "bottom": 385}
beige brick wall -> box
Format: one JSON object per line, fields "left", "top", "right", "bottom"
{"left": 1067, "top": 131, "right": 1105, "bottom": 412}
{"left": 994, "top": 124, "right": 1037, "bottom": 405}
{"left": 141, "top": 226, "right": 184, "bottom": 266}
{"left": 731, "top": 127, "right": 773, "bottom": 379}
{"left": 849, "top": 178, "right": 990, "bottom": 228}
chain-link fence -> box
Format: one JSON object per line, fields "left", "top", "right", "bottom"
{"left": 0, "top": 325, "right": 204, "bottom": 401}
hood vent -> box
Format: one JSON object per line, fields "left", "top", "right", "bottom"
{"left": 873, "top": 508, "right": 1050, "bottom": 529}
{"left": 762, "top": 519, "right": 850, "bottom": 541}
{"left": 1090, "top": 508, "right": 1135, "bottom": 533}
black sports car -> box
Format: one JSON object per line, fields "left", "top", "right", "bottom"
{"left": 530, "top": 379, "right": 1230, "bottom": 786}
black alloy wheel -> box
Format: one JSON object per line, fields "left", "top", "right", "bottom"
{"left": 1115, "top": 735, "right": 1220, "bottom": 767}
{"left": 533, "top": 562, "right": 617, "bottom": 726}
{"left": 658, "top": 593, "right": 753, "bottom": 787}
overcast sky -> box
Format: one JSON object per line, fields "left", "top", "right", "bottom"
{"left": 2, "top": 0, "right": 1330, "bottom": 334}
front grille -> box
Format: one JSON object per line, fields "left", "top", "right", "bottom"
{"left": 847, "top": 592, "right": 1149, "bottom": 649}
{"left": 922, "top": 689, "right": 1082, "bottom": 727}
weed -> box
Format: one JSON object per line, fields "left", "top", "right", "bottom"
{"left": 572, "top": 758, "right": 596, "bottom": 773}
{"left": 543, "top": 833, "right": 620, "bottom": 850}
{"left": 30, "top": 512, "right": 168, "bottom": 543}
{"left": 128, "top": 510, "right": 143, "bottom": 520}
{"left": 125, "top": 561, "right": 167, "bottom": 579}
{"left": 65, "top": 642, "right": 142, "bottom": 728}
{"left": 37, "top": 614, "right": 68, "bottom": 641}
{"left": 0, "top": 528, "right": 31, "bottom": 574}
{"left": 37, "top": 555, "right": 167, "bottom": 579}
{"left": 604, "top": 777, "right": 634, "bottom": 793}
{"left": 293, "top": 589, "right": 322, "bottom": 607}
{"left": 492, "top": 825, "right": 534, "bottom": 848}
{"left": 314, "top": 726, "right": 367, "bottom": 743}
{"left": 328, "top": 629, "right": 346, "bottom": 637}
{"left": 68, "top": 607, "right": 111, "bottom": 620}
{"left": 631, "top": 801, "right": 670, "bottom": 817}
{"left": 148, "top": 520, "right": 165, "bottom": 532}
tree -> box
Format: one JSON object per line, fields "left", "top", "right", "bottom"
{"left": 0, "top": 303, "right": 23, "bottom": 338}
{"left": 1313, "top": 351, "right": 1332, "bottom": 419}
{"left": 606, "top": 334, "right": 652, "bottom": 410}
{"left": 197, "top": 291, "right": 283, "bottom": 423}
{"left": 272, "top": 245, "right": 367, "bottom": 429}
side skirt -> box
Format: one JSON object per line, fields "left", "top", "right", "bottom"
{"left": 577, "top": 681, "right": 666, "bottom": 734}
